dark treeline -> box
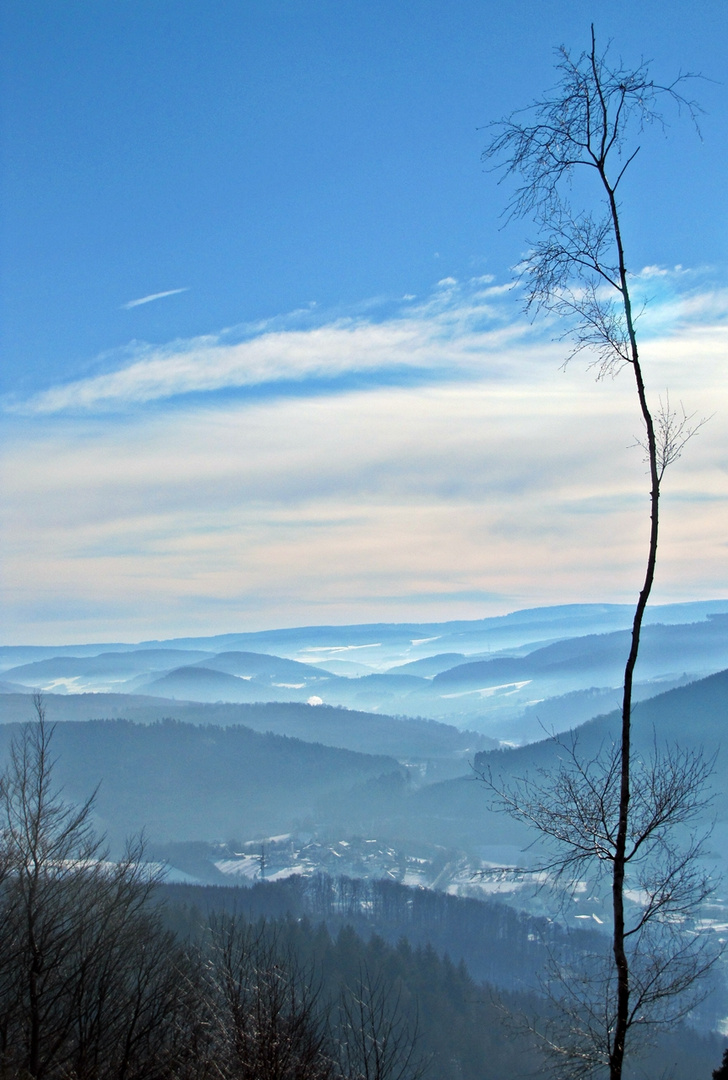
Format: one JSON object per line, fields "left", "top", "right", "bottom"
{"left": 0, "top": 713, "right": 434, "bottom": 1080}
{"left": 160, "top": 873, "right": 603, "bottom": 993}
{"left": 170, "top": 909, "right": 548, "bottom": 1080}
{"left": 158, "top": 879, "right": 726, "bottom": 1079}
{"left": 0, "top": 711, "right": 540, "bottom": 1079}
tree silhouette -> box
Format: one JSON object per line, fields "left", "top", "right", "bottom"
{"left": 482, "top": 27, "right": 714, "bottom": 1080}
{"left": 713, "top": 1048, "right": 728, "bottom": 1080}
{"left": 0, "top": 695, "right": 187, "bottom": 1079}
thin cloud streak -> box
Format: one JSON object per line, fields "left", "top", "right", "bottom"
{"left": 23, "top": 285, "right": 533, "bottom": 413}
{"left": 121, "top": 287, "right": 189, "bottom": 310}
{"left": 14, "top": 274, "right": 727, "bottom": 416}
{"left": 2, "top": 270, "right": 726, "bottom": 640}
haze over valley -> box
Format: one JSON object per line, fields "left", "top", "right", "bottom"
{"left": 3, "top": 600, "right": 728, "bottom": 883}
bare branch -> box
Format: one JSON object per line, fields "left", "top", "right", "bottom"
{"left": 479, "top": 734, "right": 719, "bottom": 1076}
{"left": 0, "top": 696, "right": 185, "bottom": 1079}
{"left": 633, "top": 392, "right": 711, "bottom": 481}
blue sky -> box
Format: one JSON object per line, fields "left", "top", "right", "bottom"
{"left": 1, "top": 1, "right": 727, "bottom": 642}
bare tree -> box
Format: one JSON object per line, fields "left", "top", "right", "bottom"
{"left": 482, "top": 28, "right": 714, "bottom": 1080}
{"left": 0, "top": 694, "right": 187, "bottom": 1080}
{"left": 199, "top": 914, "right": 428, "bottom": 1080}
{"left": 202, "top": 915, "right": 337, "bottom": 1080}
{"left": 337, "top": 967, "right": 427, "bottom": 1080}
{"left": 0, "top": 701, "right": 428, "bottom": 1080}
{"left": 482, "top": 737, "right": 719, "bottom": 1077}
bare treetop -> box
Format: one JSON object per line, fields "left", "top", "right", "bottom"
{"left": 483, "top": 27, "right": 702, "bottom": 377}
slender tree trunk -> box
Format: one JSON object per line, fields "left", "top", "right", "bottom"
{"left": 606, "top": 180, "right": 661, "bottom": 1080}
{"left": 484, "top": 29, "right": 707, "bottom": 1077}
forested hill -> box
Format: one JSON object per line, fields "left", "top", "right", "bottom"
{"left": 0, "top": 692, "right": 496, "bottom": 765}
{"left": 161, "top": 872, "right": 605, "bottom": 992}
{"left": 0, "top": 719, "right": 403, "bottom": 848}
{"left": 473, "top": 667, "right": 728, "bottom": 777}
{"left": 157, "top": 880, "right": 725, "bottom": 1080}
{"left": 396, "top": 667, "right": 728, "bottom": 852}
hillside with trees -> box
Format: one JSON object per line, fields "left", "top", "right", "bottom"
{"left": 0, "top": 710, "right": 723, "bottom": 1080}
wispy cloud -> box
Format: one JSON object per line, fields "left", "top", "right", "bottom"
{"left": 20, "top": 280, "right": 541, "bottom": 413}
{"left": 121, "top": 287, "right": 189, "bottom": 310}
{"left": 3, "top": 366, "right": 726, "bottom": 640}
{"left": 2, "top": 270, "right": 726, "bottom": 640}
{"left": 10, "top": 271, "right": 725, "bottom": 418}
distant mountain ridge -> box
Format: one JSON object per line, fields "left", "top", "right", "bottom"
{"left": 3, "top": 601, "right": 727, "bottom": 740}
{"left": 434, "top": 616, "right": 728, "bottom": 687}
{"left": 1, "top": 668, "right": 726, "bottom": 877}
{"left": 3, "top": 600, "right": 727, "bottom": 668}
{"left": 473, "top": 666, "right": 728, "bottom": 777}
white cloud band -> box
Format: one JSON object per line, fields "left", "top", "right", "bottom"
{"left": 2, "top": 271, "right": 726, "bottom": 640}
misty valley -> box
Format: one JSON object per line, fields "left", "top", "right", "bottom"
{"left": 2, "top": 601, "right": 728, "bottom": 1077}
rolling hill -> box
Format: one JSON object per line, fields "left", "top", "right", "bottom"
{"left": 0, "top": 716, "right": 403, "bottom": 849}
{"left": 0, "top": 692, "right": 496, "bottom": 774}
{"left": 3, "top": 602, "right": 727, "bottom": 742}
